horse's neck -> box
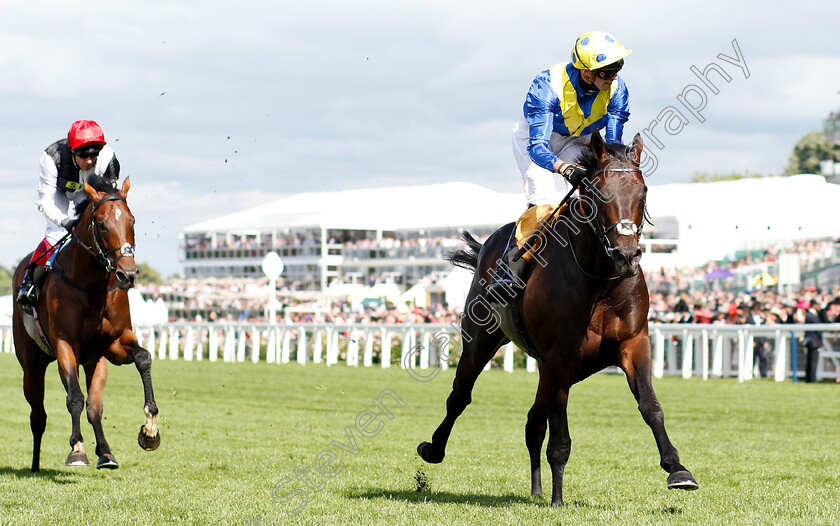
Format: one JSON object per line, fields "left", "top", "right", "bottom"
{"left": 58, "top": 237, "right": 110, "bottom": 288}
{"left": 565, "top": 215, "right": 612, "bottom": 281}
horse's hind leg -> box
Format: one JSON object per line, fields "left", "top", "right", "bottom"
{"left": 620, "top": 335, "right": 698, "bottom": 490}
{"left": 16, "top": 346, "right": 49, "bottom": 472}
{"left": 525, "top": 368, "right": 548, "bottom": 497}
{"left": 418, "top": 301, "right": 507, "bottom": 464}
{"left": 83, "top": 358, "right": 118, "bottom": 469}
{"left": 542, "top": 371, "right": 572, "bottom": 507}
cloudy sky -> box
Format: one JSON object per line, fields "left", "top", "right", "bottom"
{"left": 1, "top": 1, "right": 838, "bottom": 276}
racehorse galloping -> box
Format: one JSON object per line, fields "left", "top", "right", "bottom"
{"left": 417, "top": 130, "right": 697, "bottom": 506}
{"left": 12, "top": 175, "right": 161, "bottom": 471}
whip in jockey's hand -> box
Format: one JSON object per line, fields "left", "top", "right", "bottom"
{"left": 488, "top": 31, "right": 632, "bottom": 303}
{"left": 16, "top": 120, "right": 121, "bottom": 307}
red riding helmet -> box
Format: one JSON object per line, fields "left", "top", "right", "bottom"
{"left": 67, "top": 120, "right": 106, "bottom": 150}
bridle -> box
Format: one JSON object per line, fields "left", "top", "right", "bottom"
{"left": 73, "top": 195, "right": 136, "bottom": 276}
{"left": 589, "top": 167, "right": 646, "bottom": 257}
{"left": 566, "top": 166, "right": 649, "bottom": 280}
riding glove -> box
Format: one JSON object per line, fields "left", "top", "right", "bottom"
{"left": 560, "top": 164, "right": 588, "bottom": 188}
{"left": 60, "top": 217, "right": 79, "bottom": 232}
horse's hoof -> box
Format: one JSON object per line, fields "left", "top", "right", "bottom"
{"left": 97, "top": 454, "right": 119, "bottom": 470}
{"left": 66, "top": 451, "right": 90, "bottom": 466}
{"left": 138, "top": 427, "right": 161, "bottom": 451}
{"left": 417, "top": 441, "right": 444, "bottom": 464}
{"left": 667, "top": 470, "right": 699, "bottom": 490}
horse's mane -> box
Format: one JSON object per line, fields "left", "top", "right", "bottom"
{"left": 575, "top": 139, "right": 633, "bottom": 175}
{"left": 74, "top": 175, "right": 119, "bottom": 218}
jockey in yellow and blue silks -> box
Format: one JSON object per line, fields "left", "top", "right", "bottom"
{"left": 489, "top": 31, "right": 632, "bottom": 301}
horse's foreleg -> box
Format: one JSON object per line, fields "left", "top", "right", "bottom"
{"left": 128, "top": 341, "right": 160, "bottom": 451}
{"left": 83, "top": 357, "right": 118, "bottom": 469}
{"left": 107, "top": 334, "right": 161, "bottom": 451}
{"left": 620, "top": 336, "right": 698, "bottom": 490}
{"left": 525, "top": 368, "right": 548, "bottom": 497}
{"left": 55, "top": 342, "right": 89, "bottom": 466}
{"left": 543, "top": 375, "right": 572, "bottom": 507}
{"left": 417, "top": 313, "right": 506, "bottom": 464}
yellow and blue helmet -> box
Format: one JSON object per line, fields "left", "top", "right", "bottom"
{"left": 570, "top": 31, "right": 632, "bottom": 70}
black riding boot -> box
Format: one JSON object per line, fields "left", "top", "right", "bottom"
{"left": 487, "top": 231, "right": 529, "bottom": 303}
{"left": 16, "top": 264, "right": 37, "bottom": 307}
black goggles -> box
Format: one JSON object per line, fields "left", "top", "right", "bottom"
{"left": 74, "top": 145, "right": 104, "bottom": 159}
{"left": 593, "top": 59, "right": 623, "bottom": 80}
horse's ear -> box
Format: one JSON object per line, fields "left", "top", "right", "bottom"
{"left": 84, "top": 182, "right": 103, "bottom": 202}
{"left": 121, "top": 177, "right": 131, "bottom": 196}
{"left": 589, "top": 129, "right": 605, "bottom": 159}
{"left": 630, "top": 133, "right": 644, "bottom": 167}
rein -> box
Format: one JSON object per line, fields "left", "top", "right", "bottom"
{"left": 62, "top": 195, "right": 135, "bottom": 294}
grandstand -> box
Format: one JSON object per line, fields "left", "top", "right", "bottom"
{"left": 179, "top": 174, "right": 840, "bottom": 292}
{"left": 179, "top": 182, "right": 521, "bottom": 289}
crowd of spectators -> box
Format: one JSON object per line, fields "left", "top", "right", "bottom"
{"left": 144, "top": 235, "right": 840, "bottom": 326}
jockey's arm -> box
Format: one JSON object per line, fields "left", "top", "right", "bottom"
{"left": 35, "top": 151, "right": 72, "bottom": 227}
{"left": 524, "top": 75, "right": 563, "bottom": 173}
{"left": 604, "top": 78, "right": 630, "bottom": 144}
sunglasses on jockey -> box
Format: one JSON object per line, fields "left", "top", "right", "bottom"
{"left": 592, "top": 59, "right": 624, "bottom": 80}
{"left": 74, "top": 145, "right": 104, "bottom": 159}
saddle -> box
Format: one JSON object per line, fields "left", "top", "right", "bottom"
{"left": 488, "top": 202, "right": 580, "bottom": 363}
{"left": 21, "top": 265, "right": 58, "bottom": 358}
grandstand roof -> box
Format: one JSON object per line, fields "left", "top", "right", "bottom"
{"left": 647, "top": 173, "right": 838, "bottom": 238}
{"left": 184, "top": 182, "right": 525, "bottom": 233}
{"left": 184, "top": 175, "right": 840, "bottom": 248}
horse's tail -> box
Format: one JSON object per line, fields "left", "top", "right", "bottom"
{"left": 445, "top": 231, "right": 483, "bottom": 272}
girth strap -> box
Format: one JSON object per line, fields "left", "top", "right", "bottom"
{"left": 512, "top": 291, "right": 543, "bottom": 362}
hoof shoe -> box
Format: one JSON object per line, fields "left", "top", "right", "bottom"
{"left": 138, "top": 426, "right": 161, "bottom": 451}
{"left": 66, "top": 451, "right": 89, "bottom": 467}
{"left": 417, "top": 441, "right": 444, "bottom": 464}
{"left": 97, "top": 454, "right": 119, "bottom": 470}
{"left": 667, "top": 470, "right": 699, "bottom": 490}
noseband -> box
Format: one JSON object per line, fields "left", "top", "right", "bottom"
{"left": 74, "top": 195, "right": 136, "bottom": 275}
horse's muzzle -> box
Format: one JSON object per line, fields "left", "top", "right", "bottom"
{"left": 611, "top": 247, "right": 642, "bottom": 278}
{"left": 115, "top": 267, "right": 138, "bottom": 290}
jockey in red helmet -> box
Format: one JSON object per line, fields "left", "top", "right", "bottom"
{"left": 488, "top": 31, "right": 632, "bottom": 300}
{"left": 16, "top": 120, "right": 121, "bottom": 306}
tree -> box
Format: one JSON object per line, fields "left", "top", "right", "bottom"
{"left": 785, "top": 130, "right": 837, "bottom": 175}
{"left": 689, "top": 171, "right": 764, "bottom": 183}
{"left": 0, "top": 265, "right": 12, "bottom": 296}
{"left": 137, "top": 262, "right": 163, "bottom": 285}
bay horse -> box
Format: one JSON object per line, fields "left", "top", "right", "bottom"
{"left": 12, "top": 175, "right": 161, "bottom": 471}
{"left": 417, "top": 130, "right": 697, "bottom": 506}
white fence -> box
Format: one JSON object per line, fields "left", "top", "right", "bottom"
{"left": 1, "top": 322, "right": 839, "bottom": 382}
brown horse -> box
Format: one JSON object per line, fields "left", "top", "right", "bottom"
{"left": 417, "top": 130, "right": 697, "bottom": 506}
{"left": 12, "top": 175, "right": 160, "bottom": 471}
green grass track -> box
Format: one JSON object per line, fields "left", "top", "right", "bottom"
{"left": 1, "top": 352, "right": 838, "bottom": 525}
